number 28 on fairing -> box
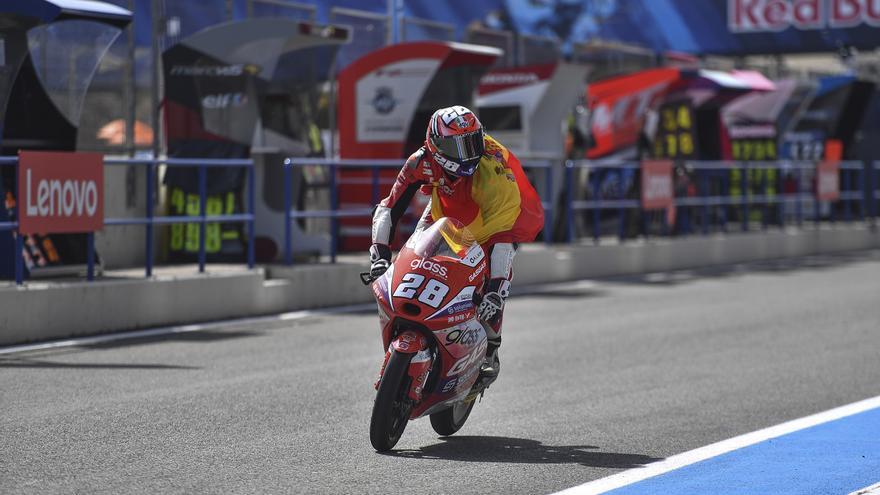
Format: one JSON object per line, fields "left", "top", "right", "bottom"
{"left": 392, "top": 273, "right": 450, "bottom": 308}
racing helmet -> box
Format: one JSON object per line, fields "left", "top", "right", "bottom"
{"left": 425, "top": 105, "right": 485, "bottom": 177}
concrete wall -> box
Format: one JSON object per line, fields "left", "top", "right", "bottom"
{"left": 2, "top": 225, "right": 878, "bottom": 346}
{"left": 513, "top": 225, "right": 880, "bottom": 285}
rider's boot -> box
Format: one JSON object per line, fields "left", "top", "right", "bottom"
{"left": 480, "top": 337, "right": 501, "bottom": 378}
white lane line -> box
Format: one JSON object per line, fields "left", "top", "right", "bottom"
{"left": 0, "top": 303, "right": 376, "bottom": 355}
{"left": 850, "top": 482, "right": 880, "bottom": 495}
{"left": 552, "top": 394, "right": 880, "bottom": 495}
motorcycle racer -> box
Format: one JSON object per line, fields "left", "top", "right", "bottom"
{"left": 368, "top": 105, "right": 545, "bottom": 379}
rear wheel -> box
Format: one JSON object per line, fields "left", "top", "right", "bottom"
{"left": 430, "top": 399, "right": 475, "bottom": 436}
{"left": 370, "top": 350, "right": 414, "bottom": 451}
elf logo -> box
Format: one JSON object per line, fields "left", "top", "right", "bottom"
{"left": 410, "top": 258, "right": 448, "bottom": 278}
{"left": 201, "top": 92, "right": 248, "bottom": 109}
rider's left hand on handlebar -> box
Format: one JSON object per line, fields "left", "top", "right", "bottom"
{"left": 369, "top": 243, "right": 392, "bottom": 279}
{"left": 478, "top": 278, "right": 510, "bottom": 324}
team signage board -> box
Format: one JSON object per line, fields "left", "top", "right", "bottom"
{"left": 18, "top": 151, "right": 103, "bottom": 235}
{"left": 338, "top": 41, "right": 500, "bottom": 159}
{"left": 816, "top": 161, "right": 841, "bottom": 201}
{"left": 586, "top": 68, "right": 680, "bottom": 159}
{"left": 652, "top": 100, "right": 699, "bottom": 160}
{"left": 640, "top": 160, "right": 675, "bottom": 210}
{"left": 355, "top": 58, "right": 441, "bottom": 143}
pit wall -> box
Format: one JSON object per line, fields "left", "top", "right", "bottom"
{"left": 1, "top": 225, "right": 877, "bottom": 346}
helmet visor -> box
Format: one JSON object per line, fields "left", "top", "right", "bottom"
{"left": 431, "top": 130, "right": 484, "bottom": 164}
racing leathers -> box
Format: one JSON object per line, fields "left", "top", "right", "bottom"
{"left": 370, "top": 134, "right": 545, "bottom": 372}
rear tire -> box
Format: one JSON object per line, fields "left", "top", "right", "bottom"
{"left": 430, "top": 399, "right": 475, "bottom": 436}
{"left": 370, "top": 350, "right": 414, "bottom": 451}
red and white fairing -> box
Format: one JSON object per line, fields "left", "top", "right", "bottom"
{"left": 371, "top": 218, "right": 489, "bottom": 418}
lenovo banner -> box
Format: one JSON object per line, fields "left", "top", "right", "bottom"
{"left": 641, "top": 160, "right": 675, "bottom": 210}
{"left": 18, "top": 151, "right": 103, "bottom": 235}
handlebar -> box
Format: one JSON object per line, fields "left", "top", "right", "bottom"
{"left": 359, "top": 272, "right": 376, "bottom": 285}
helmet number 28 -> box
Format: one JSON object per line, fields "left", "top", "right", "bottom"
{"left": 392, "top": 273, "right": 450, "bottom": 308}
{"left": 440, "top": 106, "right": 468, "bottom": 126}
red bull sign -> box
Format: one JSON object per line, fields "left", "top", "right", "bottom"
{"left": 728, "top": 0, "right": 880, "bottom": 33}
{"left": 18, "top": 151, "right": 103, "bottom": 234}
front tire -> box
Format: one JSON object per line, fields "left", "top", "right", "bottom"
{"left": 370, "top": 350, "right": 414, "bottom": 451}
{"left": 430, "top": 399, "right": 475, "bottom": 436}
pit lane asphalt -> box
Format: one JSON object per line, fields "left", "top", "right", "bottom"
{"left": 2, "top": 250, "right": 880, "bottom": 495}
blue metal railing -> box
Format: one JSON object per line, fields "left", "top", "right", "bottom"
{"left": 281, "top": 157, "right": 878, "bottom": 263}
{"left": 281, "top": 157, "right": 557, "bottom": 264}
{"left": 563, "top": 160, "right": 875, "bottom": 244}
{"left": 1, "top": 156, "right": 256, "bottom": 285}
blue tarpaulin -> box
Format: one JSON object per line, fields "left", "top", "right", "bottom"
{"left": 0, "top": 0, "right": 131, "bottom": 27}
{"left": 127, "top": 0, "right": 880, "bottom": 56}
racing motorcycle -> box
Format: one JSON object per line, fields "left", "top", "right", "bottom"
{"left": 360, "top": 217, "right": 493, "bottom": 451}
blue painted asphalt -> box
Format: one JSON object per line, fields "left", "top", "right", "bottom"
{"left": 607, "top": 407, "right": 880, "bottom": 495}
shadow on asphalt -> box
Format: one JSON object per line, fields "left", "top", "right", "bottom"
{"left": 81, "top": 329, "right": 262, "bottom": 350}
{"left": 0, "top": 356, "right": 197, "bottom": 370}
{"left": 514, "top": 287, "right": 609, "bottom": 300}
{"left": 607, "top": 250, "right": 880, "bottom": 287}
{"left": 385, "top": 436, "right": 662, "bottom": 468}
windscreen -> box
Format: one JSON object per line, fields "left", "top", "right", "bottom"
{"left": 413, "top": 217, "right": 478, "bottom": 260}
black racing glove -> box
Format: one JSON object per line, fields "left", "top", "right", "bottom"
{"left": 477, "top": 278, "right": 511, "bottom": 324}
{"left": 369, "top": 243, "right": 392, "bottom": 279}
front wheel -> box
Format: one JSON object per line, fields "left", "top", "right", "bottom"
{"left": 430, "top": 399, "right": 475, "bottom": 436}
{"left": 370, "top": 350, "right": 414, "bottom": 451}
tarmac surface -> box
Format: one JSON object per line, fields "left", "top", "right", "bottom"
{"left": 2, "top": 251, "right": 880, "bottom": 494}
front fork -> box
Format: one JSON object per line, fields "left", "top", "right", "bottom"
{"left": 375, "top": 330, "right": 433, "bottom": 402}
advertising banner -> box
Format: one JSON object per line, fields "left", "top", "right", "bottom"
{"left": 640, "top": 160, "right": 674, "bottom": 210}
{"left": 17, "top": 151, "right": 103, "bottom": 235}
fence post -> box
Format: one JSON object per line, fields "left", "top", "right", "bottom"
{"left": 330, "top": 164, "right": 338, "bottom": 263}
{"left": 777, "top": 165, "right": 785, "bottom": 230}
{"left": 761, "top": 165, "right": 769, "bottom": 230}
{"left": 701, "top": 169, "right": 709, "bottom": 235}
{"left": 371, "top": 166, "right": 380, "bottom": 206}
{"left": 795, "top": 165, "right": 803, "bottom": 227}
{"left": 87, "top": 232, "right": 95, "bottom": 281}
{"left": 813, "top": 164, "right": 821, "bottom": 227}
{"left": 247, "top": 162, "right": 255, "bottom": 269}
{"left": 720, "top": 171, "right": 728, "bottom": 232}
{"left": 741, "top": 163, "right": 749, "bottom": 232}
{"left": 858, "top": 163, "right": 865, "bottom": 221}
{"left": 14, "top": 233, "right": 23, "bottom": 285}
{"left": 283, "top": 160, "right": 292, "bottom": 265}
{"left": 145, "top": 160, "right": 154, "bottom": 278}
{"left": 868, "top": 162, "right": 880, "bottom": 225}
{"left": 14, "top": 158, "right": 23, "bottom": 285}
{"left": 544, "top": 165, "right": 553, "bottom": 245}
{"left": 591, "top": 166, "right": 600, "bottom": 244}
{"left": 565, "top": 161, "right": 574, "bottom": 243}
{"left": 198, "top": 165, "right": 207, "bottom": 273}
